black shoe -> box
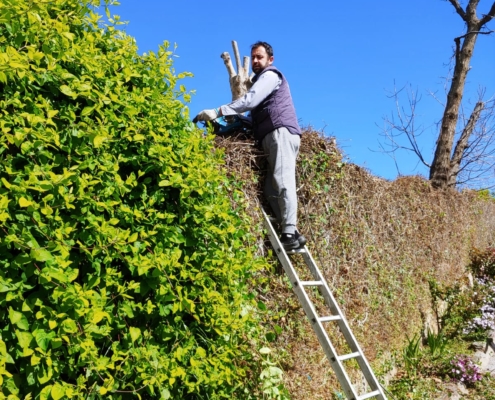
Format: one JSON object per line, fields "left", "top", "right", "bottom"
{"left": 280, "top": 233, "right": 300, "bottom": 250}
{"left": 295, "top": 230, "right": 307, "bottom": 247}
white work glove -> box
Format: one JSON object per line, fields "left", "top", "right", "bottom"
{"left": 193, "top": 108, "right": 219, "bottom": 123}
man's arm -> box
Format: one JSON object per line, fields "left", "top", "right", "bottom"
{"left": 192, "top": 70, "right": 281, "bottom": 123}
{"left": 220, "top": 71, "right": 280, "bottom": 116}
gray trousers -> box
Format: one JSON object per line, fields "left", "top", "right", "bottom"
{"left": 262, "top": 127, "right": 300, "bottom": 235}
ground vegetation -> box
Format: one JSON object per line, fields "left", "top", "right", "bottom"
{"left": 217, "top": 128, "right": 495, "bottom": 399}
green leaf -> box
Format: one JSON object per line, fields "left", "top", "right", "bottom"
{"left": 9, "top": 308, "right": 29, "bottom": 330}
{"left": 91, "top": 310, "right": 109, "bottom": 324}
{"left": 39, "top": 385, "right": 52, "bottom": 400}
{"left": 37, "top": 362, "right": 53, "bottom": 384}
{"left": 1, "top": 177, "right": 11, "bottom": 189}
{"left": 19, "top": 197, "right": 32, "bottom": 207}
{"left": 121, "top": 302, "right": 134, "bottom": 317}
{"left": 51, "top": 338, "right": 63, "bottom": 349}
{"left": 93, "top": 135, "right": 106, "bottom": 148}
{"left": 59, "top": 85, "right": 75, "bottom": 97}
{"left": 129, "top": 327, "right": 141, "bottom": 343}
{"left": 30, "top": 248, "right": 53, "bottom": 262}
{"left": 81, "top": 105, "right": 95, "bottom": 117}
{"left": 15, "top": 330, "right": 33, "bottom": 348}
{"left": 61, "top": 319, "right": 78, "bottom": 334}
{"left": 51, "top": 383, "right": 65, "bottom": 400}
{"left": 34, "top": 330, "right": 56, "bottom": 352}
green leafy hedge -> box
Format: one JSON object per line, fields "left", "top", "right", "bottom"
{"left": 0, "top": 1, "right": 264, "bottom": 398}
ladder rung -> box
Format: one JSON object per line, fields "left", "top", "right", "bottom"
{"left": 358, "top": 390, "right": 382, "bottom": 400}
{"left": 286, "top": 247, "right": 307, "bottom": 254}
{"left": 319, "top": 315, "right": 341, "bottom": 322}
{"left": 337, "top": 351, "right": 361, "bottom": 361}
{"left": 300, "top": 280, "right": 323, "bottom": 286}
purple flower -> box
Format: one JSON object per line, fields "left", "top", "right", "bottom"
{"left": 449, "top": 356, "right": 482, "bottom": 385}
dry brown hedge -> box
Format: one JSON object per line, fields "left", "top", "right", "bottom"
{"left": 215, "top": 128, "right": 495, "bottom": 399}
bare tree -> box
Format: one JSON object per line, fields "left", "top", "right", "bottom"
{"left": 429, "top": 0, "right": 495, "bottom": 188}
{"left": 381, "top": 1, "right": 495, "bottom": 189}
{"left": 381, "top": 86, "right": 495, "bottom": 188}
{"left": 220, "top": 40, "right": 253, "bottom": 101}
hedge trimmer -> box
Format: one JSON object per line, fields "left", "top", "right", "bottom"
{"left": 196, "top": 114, "right": 252, "bottom": 137}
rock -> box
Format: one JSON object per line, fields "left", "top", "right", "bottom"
{"left": 434, "top": 382, "right": 468, "bottom": 400}
{"left": 467, "top": 272, "right": 474, "bottom": 288}
{"left": 436, "top": 299, "right": 449, "bottom": 319}
{"left": 422, "top": 308, "right": 439, "bottom": 336}
{"left": 457, "top": 384, "right": 469, "bottom": 395}
{"left": 471, "top": 339, "right": 495, "bottom": 377}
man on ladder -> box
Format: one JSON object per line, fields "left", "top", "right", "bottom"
{"left": 194, "top": 41, "right": 307, "bottom": 251}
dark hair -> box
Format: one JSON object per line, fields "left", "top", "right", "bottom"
{"left": 251, "top": 41, "right": 274, "bottom": 57}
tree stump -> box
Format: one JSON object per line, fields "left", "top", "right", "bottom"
{"left": 221, "top": 40, "right": 254, "bottom": 101}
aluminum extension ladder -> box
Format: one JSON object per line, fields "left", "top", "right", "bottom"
{"left": 262, "top": 209, "right": 387, "bottom": 400}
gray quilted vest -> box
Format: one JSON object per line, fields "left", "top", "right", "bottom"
{"left": 251, "top": 66, "right": 301, "bottom": 141}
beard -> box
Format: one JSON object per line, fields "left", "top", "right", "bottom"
{"left": 252, "top": 63, "right": 266, "bottom": 74}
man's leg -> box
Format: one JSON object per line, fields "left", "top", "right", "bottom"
{"left": 262, "top": 127, "right": 300, "bottom": 235}
{"left": 263, "top": 162, "right": 282, "bottom": 224}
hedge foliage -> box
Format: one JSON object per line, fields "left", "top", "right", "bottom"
{"left": 0, "top": 0, "right": 263, "bottom": 398}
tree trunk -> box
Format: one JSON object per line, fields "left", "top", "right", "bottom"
{"left": 429, "top": 27, "right": 479, "bottom": 188}
{"left": 429, "top": 0, "right": 495, "bottom": 188}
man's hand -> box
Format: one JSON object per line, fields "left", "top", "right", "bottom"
{"left": 193, "top": 108, "right": 219, "bottom": 123}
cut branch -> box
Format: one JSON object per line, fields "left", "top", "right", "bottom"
{"left": 232, "top": 40, "right": 242, "bottom": 73}
{"left": 221, "top": 52, "right": 236, "bottom": 78}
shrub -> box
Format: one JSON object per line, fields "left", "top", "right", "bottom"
{"left": 469, "top": 247, "right": 495, "bottom": 279}
{"left": 0, "top": 0, "right": 264, "bottom": 398}
{"left": 462, "top": 278, "right": 495, "bottom": 336}
{"left": 457, "top": 248, "right": 495, "bottom": 339}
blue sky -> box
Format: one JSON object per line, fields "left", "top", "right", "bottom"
{"left": 106, "top": 0, "right": 495, "bottom": 181}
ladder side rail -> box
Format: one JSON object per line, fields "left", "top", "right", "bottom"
{"left": 291, "top": 273, "right": 359, "bottom": 399}
{"left": 301, "top": 249, "right": 386, "bottom": 398}
{"left": 313, "top": 318, "right": 360, "bottom": 400}
{"left": 262, "top": 215, "right": 360, "bottom": 399}
{"left": 261, "top": 210, "right": 386, "bottom": 399}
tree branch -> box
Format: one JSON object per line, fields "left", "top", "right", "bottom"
{"left": 379, "top": 84, "right": 432, "bottom": 169}
{"left": 450, "top": 101, "right": 484, "bottom": 174}
{"left": 479, "top": 1, "right": 495, "bottom": 26}
{"left": 455, "top": 30, "right": 495, "bottom": 41}
{"left": 448, "top": 0, "right": 467, "bottom": 20}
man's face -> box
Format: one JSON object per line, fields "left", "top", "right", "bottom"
{"left": 251, "top": 46, "right": 274, "bottom": 74}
